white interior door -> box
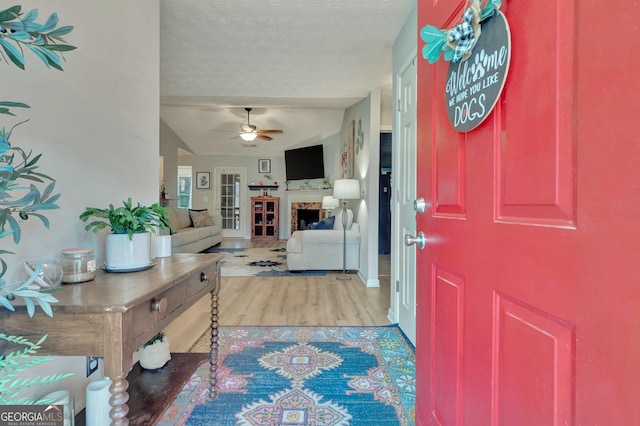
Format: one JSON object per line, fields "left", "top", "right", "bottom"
{"left": 395, "top": 55, "right": 418, "bottom": 344}
{"left": 214, "top": 167, "right": 246, "bottom": 238}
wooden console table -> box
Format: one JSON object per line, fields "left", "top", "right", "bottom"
{"left": 0, "top": 253, "right": 223, "bottom": 426}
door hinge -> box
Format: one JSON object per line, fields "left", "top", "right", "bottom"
{"left": 396, "top": 280, "right": 400, "bottom": 292}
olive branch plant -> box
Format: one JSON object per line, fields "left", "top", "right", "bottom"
{"left": 0, "top": 4, "right": 76, "bottom": 405}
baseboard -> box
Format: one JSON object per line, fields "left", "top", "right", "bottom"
{"left": 358, "top": 271, "right": 380, "bottom": 288}
{"left": 387, "top": 307, "right": 397, "bottom": 324}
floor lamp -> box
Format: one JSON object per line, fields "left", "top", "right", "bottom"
{"left": 322, "top": 195, "right": 339, "bottom": 217}
{"left": 333, "top": 179, "right": 360, "bottom": 280}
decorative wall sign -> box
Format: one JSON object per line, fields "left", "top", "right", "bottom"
{"left": 420, "top": 0, "right": 509, "bottom": 132}
{"left": 445, "top": 11, "right": 511, "bottom": 132}
{"left": 342, "top": 120, "right": 355, "bottom": 178}
{"left": 355, "top": 118, "right": 364, "bottom": 154}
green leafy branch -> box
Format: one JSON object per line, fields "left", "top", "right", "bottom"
{"left": 0, "top": 145, "right": 61, "bottom": 243}
{"left": 0, "top": 5, "right": 73, "bottom": 315}
{"left": 0, "top": 262, "right": 59, "bottom": 318}
{"left": 0, "top": 5, "right": 76, "bottom": 71}
{"left": 0, "top": 333, "right": 73, "bottom": 405}
{"left": 420, "top": 0, "right": 501, "bottom": 64}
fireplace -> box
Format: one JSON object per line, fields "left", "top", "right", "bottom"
{"left": 296, "top": 208, "right": 320, "bottom": 230}
{"left": 290, "top": 202, "right": 326, "bottom": 233}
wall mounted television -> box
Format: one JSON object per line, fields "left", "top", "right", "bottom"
{"left": 284, "top": 144, "right": 325, "bottom": 181}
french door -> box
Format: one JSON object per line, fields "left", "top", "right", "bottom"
{"left": 214, "top": 167, "right": 245, "bottom": 238}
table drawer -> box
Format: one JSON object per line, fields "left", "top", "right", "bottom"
{"left": 186, "top": 262, "right": 220, "bottom": 299}
{"left": 130, "top": 282, "right": 186, "bottom": 341}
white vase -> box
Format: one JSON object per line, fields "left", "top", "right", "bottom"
{"left": 105, "top": 232, "right": 151, "bottom": 270}
{"left": 155, "top": 235, "right": 172, "bottom": 258}
{"left": 85, "top": 378, "right": 112, "bottom": 426}
{"left": 139, "top": 337, "right": 171, "bottom": 369}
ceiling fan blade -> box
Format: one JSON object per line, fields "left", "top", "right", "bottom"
{"left": 257, "top": 134, "right": 273, "bottom": 141}
{"left": 256, "top": 129, "right": 283, "bottom": 134}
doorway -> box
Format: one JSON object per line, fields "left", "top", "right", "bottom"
{"left": 379, "top": 132, "right": 392, "bottom": 255}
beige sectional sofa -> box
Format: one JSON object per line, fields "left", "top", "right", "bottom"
{"left": 164, "top": 205, "right": 222, "bottom": 253}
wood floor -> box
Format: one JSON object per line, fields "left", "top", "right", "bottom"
{"left": 165, "top": 238, "right": 391, "bottom": 352}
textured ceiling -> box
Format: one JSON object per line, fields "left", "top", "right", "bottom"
{"left": 159, "top": 0, "right": 414, "bottom": 156}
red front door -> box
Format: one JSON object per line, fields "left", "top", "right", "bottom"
{"left": 415, "top": 1, "right": 640, "bottom": 424}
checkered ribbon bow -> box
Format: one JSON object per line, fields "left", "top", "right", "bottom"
{"left": 448, "top": 8, "right": 476, "bottom": 63}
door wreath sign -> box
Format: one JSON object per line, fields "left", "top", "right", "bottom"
{"left": 420, "top": 0, "right": 511, "bottom": 132}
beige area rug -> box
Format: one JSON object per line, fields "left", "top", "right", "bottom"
{"left": 189, "top": 328, "right": 214, "bottom": 353}
{"left": 202, "top": 246, "right": 288, "bottom": 276}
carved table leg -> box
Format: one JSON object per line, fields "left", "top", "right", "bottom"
{"left": 209, "top": 291, "right": 219, "bottom": 399}
{"left": 109, "top": 376, "right": 130, "bottom": 425}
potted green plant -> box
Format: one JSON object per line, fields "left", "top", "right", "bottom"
{"left": 79, "top": 198, "right": 175, "bottom": 271}
{"left": 138, "top": 331, "right": 171, "bottom": 370}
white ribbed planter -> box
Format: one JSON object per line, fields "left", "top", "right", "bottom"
{"left": 105, "top": 232, "right": 151, "bottom": 270}
{"left": 139, "top": 337, "right": 171, "bottom": 369}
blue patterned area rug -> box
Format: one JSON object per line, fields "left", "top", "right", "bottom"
{"left": 201, "top": 246, "right": 326, "bottom": 277}
{"left": 157, "top": 326, "right": 415, "bottom": 425}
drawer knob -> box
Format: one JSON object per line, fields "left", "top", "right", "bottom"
{"left": 201, "top": 272, "right": 211, "bottom": 282}
{"left": 152, "top": 298, "right": 168, "bottom": 313}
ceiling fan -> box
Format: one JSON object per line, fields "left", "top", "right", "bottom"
{"left": 239, "top": 107, "right": 283, "bottom": 141}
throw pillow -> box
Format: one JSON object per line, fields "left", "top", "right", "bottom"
{"left": 189, "top": 209, "right": 214, "bottom": 227}
{"left": 165, "top": 206, "right": 180, "bottom": 235}
{"left": 314, "top": 215, "right": 335, "bottom": 230}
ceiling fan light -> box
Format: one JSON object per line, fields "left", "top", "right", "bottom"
{"left": 240, "top": 132, "right": 257, "bottom": 141}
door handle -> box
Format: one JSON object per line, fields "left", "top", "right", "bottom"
{"left": 414, "top": 197, "right": 426, "bottom": 213}
{"left": 404, "top": 231, "right": 426, "bottom": 250}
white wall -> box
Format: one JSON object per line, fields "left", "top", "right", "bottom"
{"left": 3, "top": 0, "right": 159, "bottom": 409}
{"left": 160, "top": 118, "right": 194, "bottom": 198}
{"left": 342, "top": 90, "right": 381, "bottom": 287}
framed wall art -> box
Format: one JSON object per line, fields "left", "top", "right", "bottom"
{"left": 258, "top": 159, "right": 271, "bottom": 174}
{"left": 195, "top": 171, "right": 210, "bottom": 189}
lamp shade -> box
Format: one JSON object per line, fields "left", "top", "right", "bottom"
{"left": 240, "top": 132, "right": 257, "bottom": 141}
{"left": 333, "top": 179, "right": 360, "bottom": 200}
{"left": 322, "top": 195, "right": 340, "bottom": 209}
